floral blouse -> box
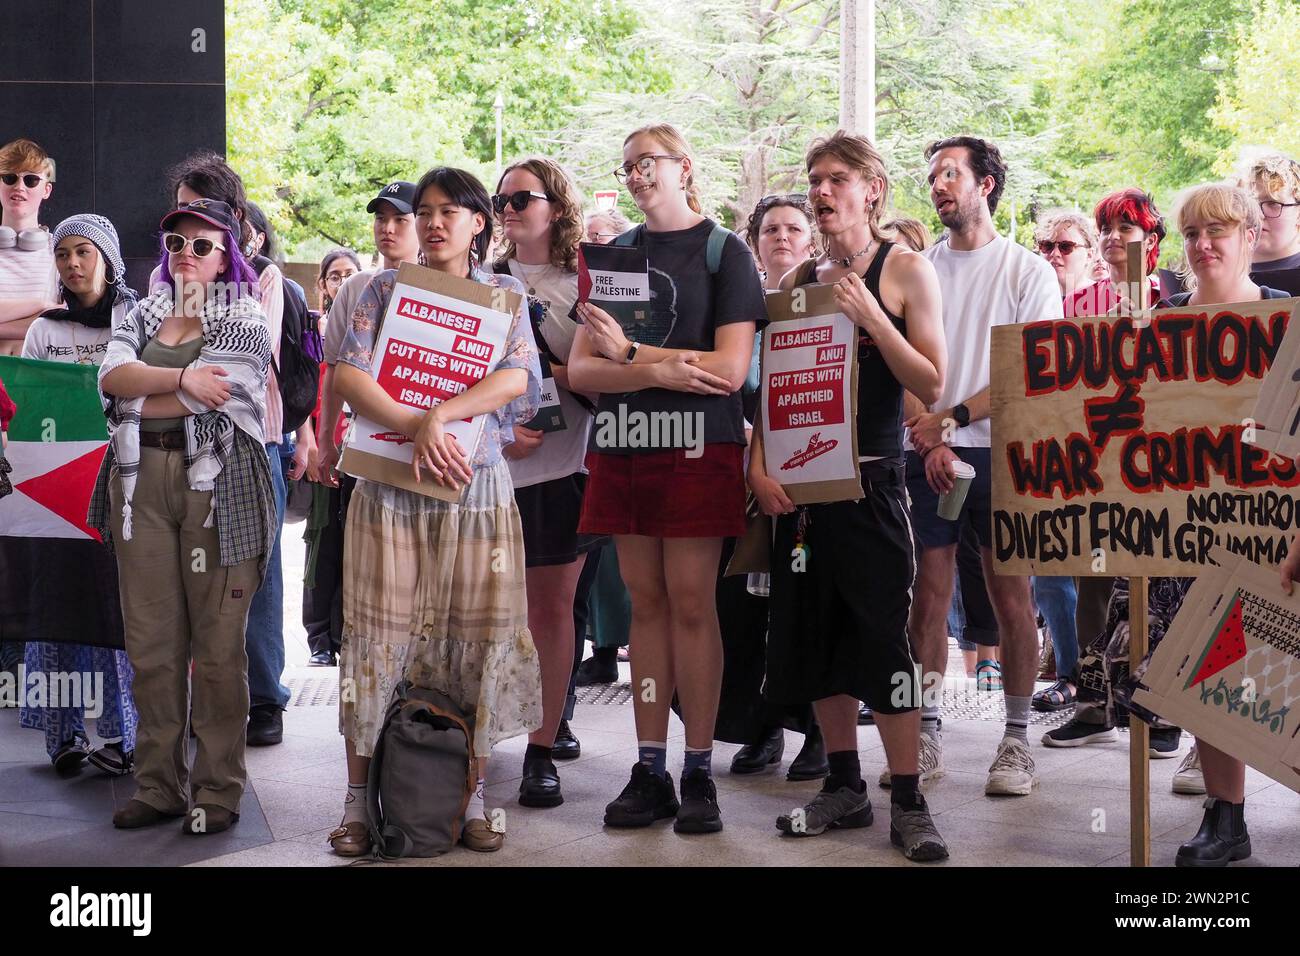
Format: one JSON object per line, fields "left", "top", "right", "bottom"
{"left": 337, "top": 265, "right": 542, "bottom": 469}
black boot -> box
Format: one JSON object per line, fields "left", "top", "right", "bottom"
{"left": 729, "top": 726, "right": 784, "bottom": 774}
{"left": 1175, "top": 798, "right": 1251, "bottom": 867}
{"left": 787, "top": 723, "right": 829, "bottom": 781}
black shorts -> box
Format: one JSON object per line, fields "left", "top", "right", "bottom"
{"left": 516, "top": 473, "right": 606, "bottom": 568}
{"left": 764, "top": 461, "right": 920, "bottom": 715}
{"left": 905, "top": 447, "right": 994, "bottom": 550}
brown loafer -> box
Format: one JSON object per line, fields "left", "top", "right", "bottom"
{"left": 182, "top": 804, "right": 240, "bottom": 835}
{"left": 113, "top": 799, "right": 185, "bottom": 830}
{"left": 461, "top": 816, "right": 504, "bottom": 853}
{"left": 328, "top": 820, "right": 373, "bottom": 857}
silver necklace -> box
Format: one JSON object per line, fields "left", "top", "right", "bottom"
{"left": 826, "top": 241, "right": 873, "bottom": 269}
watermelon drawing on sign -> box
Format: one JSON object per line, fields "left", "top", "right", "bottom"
{"left": 1183, "top": 590, "right": 1249, "bottom": 689}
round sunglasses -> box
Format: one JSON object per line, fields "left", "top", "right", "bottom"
{"left": 163, "top": 232, "right": 226, "bottom": 258}
{"left": 1, "top": 173, "right": 45, "bottom": 188}
{"left": 492, "top": 190, "right": 551, "bottom": 214}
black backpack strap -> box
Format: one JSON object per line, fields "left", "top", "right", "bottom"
{"left": 611, "top": 224, "right": 645, "bottom": 247}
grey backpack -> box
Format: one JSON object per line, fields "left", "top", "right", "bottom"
{"left": 366, "top": 680, "right": 478, "bottom": 859}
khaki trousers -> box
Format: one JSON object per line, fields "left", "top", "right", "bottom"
{"left": 110, "top": 447, "right": 261, "bottom": 813}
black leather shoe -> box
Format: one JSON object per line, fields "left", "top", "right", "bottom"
{"left": 551, "top": 719, "right": 581, "bottom": 760}
{"left": 574, "top": 654, "right": 618, "bottom": 686}
{"left": 857, "top": 701, "right": 874, "bottom": 725}
{"left": 52, "top": 736, "right": 92, "bottom": 775}
{"left": 308, "top": 650, "right": 336, "bottom": 667}
{"left": 1175, "top": 797, "right": 1251, "bottom": 867}
{"left": 246, "top": 704, "right": 284, "bottom": 746}
{"left": 729, "top": 726, "right": 784, "bottom": 774}
{"left": 787, "top": 724, "right": 829, "bottom": 781}
{"left": 113, "top": 799, "right": 185, "bottom": 829}
{"left": 519, "top": 755, "right": 564, "bottom": 808}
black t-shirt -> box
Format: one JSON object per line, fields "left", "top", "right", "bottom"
{"left": 587, "top": 218, "right": 766, "bottom": 454}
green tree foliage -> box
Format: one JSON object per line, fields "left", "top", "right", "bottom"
{"left": 1211, "top": 0, "right": 1300, "bottom": 171}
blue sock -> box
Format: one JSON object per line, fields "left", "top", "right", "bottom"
{"left": 684, "top": 748, "right": 713, "bottom": 778}
{"left": 638, "top": 741, "right": 668, "bottom": 778}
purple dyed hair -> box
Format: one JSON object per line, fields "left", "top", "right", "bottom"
{"left": 155, "top": 218, "right": 260, "bottom": 297}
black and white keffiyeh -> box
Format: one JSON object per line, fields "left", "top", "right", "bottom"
{"left": 98, "top": 288, "right": 271, "bottom": 538}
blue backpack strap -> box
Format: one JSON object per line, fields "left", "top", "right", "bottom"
{"left": 612, "top": 224, "right": 645, "bottom": 247}
{"left": 705, "top": 222, "right": 729, "bottom": 275}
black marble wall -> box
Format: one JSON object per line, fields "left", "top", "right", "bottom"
{"left": 0, "top": 1, "right": 225, "bottom": 292}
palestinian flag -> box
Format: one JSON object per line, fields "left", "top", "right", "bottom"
{"left": 0, "top": 355, "right": 123, "bottom": 648}
{"left": 0, "top": 355, "right": 107, "bottom": 540}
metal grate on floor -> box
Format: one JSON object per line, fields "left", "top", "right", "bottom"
{"left": 288, "top": 677, "right": 339, "bottom": 707}
{"left": 576, "top": 682, "right": 633, "bottom": 706}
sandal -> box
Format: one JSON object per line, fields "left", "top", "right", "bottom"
{"left": 1032, "top": 677, "right": 1076, "bottom": 712}
{"left": 328, "top": 820, "right": 373, "bottom": 857}
{"left": 975, "top": 659, "right": 1003, "bottom": 692}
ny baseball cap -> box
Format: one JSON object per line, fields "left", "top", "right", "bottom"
{"left": 160, "top": 198, "right": 240, "bottom": 236}
{"left": 366, "top": 181, "right": 417, "bottom": 215}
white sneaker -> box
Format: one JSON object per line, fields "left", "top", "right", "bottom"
{"left": 1172, "top": 743, "right": 1206, "bottom": 795}
{"left": 878, "top": 732, "right": 945, "bottom": 789}
{"left": 985, "top": 736, "right": 1038, "bottom": 796}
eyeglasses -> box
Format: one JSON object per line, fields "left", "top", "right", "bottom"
{"left": 323, "top": 271, "right": 355, "bottom": 287}
{"left": 1037, "top": 239, "right": 1081, "bottom": 256}
{"left": 492, "top": 190, "right": 551, "bottom": 214}
{"left": 163, "top": 232, "right": 226, "bottom": 258}
{"left": 1, "top": 173, "right": 45, "bottom": 188}
{"left": 1260, "top": 200, "right": 1300, "bottom": 220}
{"left": 614, "top": 154, "right": 682, "bottom": 184}
{"left": 587, "top": 231, "right": 620, "bottom": 243}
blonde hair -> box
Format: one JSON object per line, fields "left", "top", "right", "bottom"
{"left": 624, "top": 123, "right": 702, "bottom": 214}
{"left": 1174, "top": 182, "right": 1261, "bottom": 289}
{"left": 883, "top": 216, "right": 932, "bottom": 252}
{"left": 804, "top": 130, "right": 891, "bottom": 241}
{"left": 1033, "top": 209, "right": 1097, "bottom": 250}
{"left": 494, "top": 156, "right": 585, "bottom": 273}
{"left": 1234, "top": 150, "right": 1300, "bottom": 203}
{"left": 0, "top": 138, "right": 55, "bottom": 179}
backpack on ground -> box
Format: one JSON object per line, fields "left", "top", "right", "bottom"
{"left": 366, "top": 680, "right": 478, "bottom": 859}
{"left": 254, "top": 258, "right": 322, "bottom": 433}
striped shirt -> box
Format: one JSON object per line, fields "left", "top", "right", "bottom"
{"left": 0, "top": 237, "right": 57, "bottom": 303}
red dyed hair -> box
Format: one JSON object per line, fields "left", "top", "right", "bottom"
{"left": 1093, "top": 188, "right": 1166, "bottom": 275}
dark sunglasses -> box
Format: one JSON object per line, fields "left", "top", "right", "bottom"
{"left": 492, "top": 190, "right": 551, "bottom": 214}
{"left": 1037, "top": 239, "right": 1081, "bottom": 255}
{"left": 759, "top": 193, "right": 810, "bottom": 207}
{"left": 1, "top": 173, "right": 44, "bottom": 188}
{"left": 163, "top": 232, "right": 226, "bottom": 258}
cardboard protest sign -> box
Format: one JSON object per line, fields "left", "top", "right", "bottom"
{"left": 991, "top": 298, "right": 1300, "bottom": 575}
{"left": 524, "top": 351, "right": 566, "bottom": 433}
{"left": 760, "top": 284, "right": 862, "bottom": 505}
{"left": 577, "top": 242, "right": 652, "bottom": 340}
{"left": 339, "top": 261, "right": 520, "bottom": 501}
{"left": 1132, "top": 547, "right": 1300, "bottom": 793}
{"left": 1247, "top": 301, "right": 1300, "bottom": 461}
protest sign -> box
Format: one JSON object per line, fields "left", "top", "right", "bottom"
{"left": 1247, "top": 301, "right": 1300, "bottom": 461}
{"left": 1132, "top": 547, "right": 1300, "bottom": 793}
{"left": 339, "top": 261, "right": 520, "bottom": 501}
{"left": 577, "top": 241, "right": 653, "bottom": 341}
{"left": 524, "top": 351, "right": 566, "bottom": 433}
{"left": 991, "top": 298, "right": 1300, "bottom": 576}
{"left": 760, "top": 283, "right": 862, "bottom": 505}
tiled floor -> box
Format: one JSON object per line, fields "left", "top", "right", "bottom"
{"left": 2, "top": 530, "right": 1295, "bottom": 868}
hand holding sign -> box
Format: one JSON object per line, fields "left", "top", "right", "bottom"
{"left": 576, "top": 301, "right": 629, "bottom": 361}
{"left": 832, "top": 272, "right": 886, "bottom": 336}
{"left": 409, "top": 406, "right": 472, "bottom": 489}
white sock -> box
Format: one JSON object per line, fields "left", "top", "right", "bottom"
{"left": 466, "top": 777, "right": 486, "bottom": 821}
{"left": 342, "top": 783, "right": 368, "bottom": 825}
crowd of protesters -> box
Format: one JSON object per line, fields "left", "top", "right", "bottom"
{"left": 1, "top": 126, "right": 1299, "bottom": 867}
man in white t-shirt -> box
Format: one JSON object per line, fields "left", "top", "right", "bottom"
{"left": 0, "top": 139, "right": 60, "bottom": 357}
{"left": 902, "top": 136, "right": 1063, "bottom": 797}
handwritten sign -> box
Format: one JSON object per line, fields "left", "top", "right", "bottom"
{"left": 760, "top": 283, "right": 862, "bottom": 504}
{"left": 339, "top": 261, "right": 519, "bottom": 501}
{"left": 991, "top": 299, "right": 1300, "bottom": 575}
{"left": 1132, "top": 547, "right": 1300, "bottom": 793}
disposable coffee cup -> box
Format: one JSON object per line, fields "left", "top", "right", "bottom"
{"left": 937, "top": 460, "right": 976, "bottom": 521}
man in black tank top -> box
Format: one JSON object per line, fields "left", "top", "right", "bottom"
{"left": 749, "top": 132, "right": 950, "bottom": 861}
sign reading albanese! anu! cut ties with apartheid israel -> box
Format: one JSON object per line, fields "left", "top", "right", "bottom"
{"left": 990, "top": 298, "right": 1300, "bottom": 576}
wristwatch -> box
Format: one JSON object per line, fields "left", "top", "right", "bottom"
{"left": 952, "top": 402, "right": 971, "bottom": 428}
{"left": 624, "top": 341, "right": 640, "bottom": 365}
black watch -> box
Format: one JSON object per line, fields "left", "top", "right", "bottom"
{"left": 952, "top": 403, "right": 971, "bottom": 428}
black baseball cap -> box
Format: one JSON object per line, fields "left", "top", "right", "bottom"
{"left": 367, "top": 181, "right": 417, "bottom": 215}
{"left": 160, "top": 198, "right": 240, "bottom": 236}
